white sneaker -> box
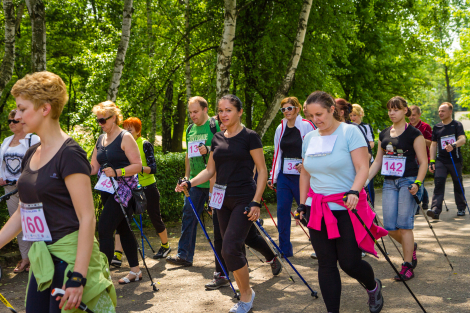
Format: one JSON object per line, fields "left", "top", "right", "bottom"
{"left": 235, "top": 289, "right": 255, "bottom": 313}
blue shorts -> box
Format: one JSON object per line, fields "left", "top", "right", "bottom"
{"left": 382, "top": 176, "right": 423, "bottom": 231}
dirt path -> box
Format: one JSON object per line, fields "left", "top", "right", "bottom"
{"left": 2, "top": 178, "right": 470, "bottom": 312}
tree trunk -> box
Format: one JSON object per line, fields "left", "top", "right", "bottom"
{"left": 255, "top": 0, "right": 313, "bottom": 137}
{"left": 216, "top": 0, "right": 237, "bottom": 103}
{"left": 444, "top": 64, "right": 452, "bottom": 104}
{"left": 25, "top": 0, "right": 46, "bottom": 72}
{"left": 162, "top": 81, "right": 173, "bottom": 154}
{"left": 0, "top": 0, "right": 16, "bottom": 98}
{"left": 147, "top": 0, "right": 157, "bottom": 144}
{"left": 184, "top": 0, "right": 192, "bottom": 102}
{"left": 107, "top": 0, "right": 133, "bottom": 102}
{"left": 15, "top": 2, "right": 24, "bottom": 38}
{"left": 171, "top": 93, "right": 186, "bottom": 152}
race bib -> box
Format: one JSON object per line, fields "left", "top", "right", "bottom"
{"left": 440, "top": 135, "right": 456, "bottom": 150}
{"left": 381, "top": 156, "right": 406, "bottom": 177}
{"left": 209, "top": 184, "right": 226, "bottom": 210}
{"left": 20, "top": 202, "right": 52, "bottom": 242}
{"left": 305, "top": 135, "right": 338, "bottom": 157}
{"left": 94, "top": 173, "right": 118, "bottom": 194}
{"left": 283, "top": 158, "right": 302, "bottom": 175}
{"left": 188, "top": 140, "right": 206, "bottom": 158}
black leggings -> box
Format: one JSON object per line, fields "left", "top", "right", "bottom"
{"left": 310, "top": 210, "right": 376, "bottom": 313}
{"left": 99, "top": 192, "right": 139, "bottom": 267}
{"left": 213, "top": 210, "right": 275, "bottom": 274}
{"left": 217, "top": 194, "right": 258, "bottom": 271}
{"left": 144, "top": 183, "right": 166, "bottom": 234}
{"left": 26, "top": 259, "right": 67, "bottom": 313}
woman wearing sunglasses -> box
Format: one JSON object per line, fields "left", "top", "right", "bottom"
{"left": 0, "top": 109, "right": 39, "bottom": 273}
{"left": 90, "top": 101, "right": 143, "bottom": 284}
{"left": 267, "top": 97, "right": 315, "bottom": 258}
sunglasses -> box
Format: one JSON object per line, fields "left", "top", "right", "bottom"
{"left": 280, "top": 106, "right": 296, "bottom": 113}
{"left": 8, "top": 119, "right": 19, "bottom": 124}
{"left": 96, "top": 116, "right": 113, "bottom": 125}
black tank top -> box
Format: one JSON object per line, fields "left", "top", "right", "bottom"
{"left": 96, "top": 131, "right": 130, "bottom": 169}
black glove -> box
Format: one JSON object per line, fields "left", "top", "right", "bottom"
{"left": 295, "top": 204, "right": 308, "bottom": 227}
{"left": 179, "top": 177, "right": 192, "bottom": 190}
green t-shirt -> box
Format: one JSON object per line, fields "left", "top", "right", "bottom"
{"left": 186, "top": 118, "right": 220, "bottom": 188}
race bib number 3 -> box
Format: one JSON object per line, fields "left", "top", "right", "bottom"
{"left": 381, "top": 156, "right": 406, "bottom": 177}
{"left": 94, "top": 173, "right": 118, "bottom": 194}
{"left": 440, "top": 135, "right": 456, "bottom": 150}
{"left": 188, "top": 140, "right": 206, "bottom": 158}
{"left": 20, "top": 202, "right": 52, "bottom": 242}
{"left": 209, "top": 184, "right": 226, "bottom": 210}
{"left": 283, "top": 158, "right": 301, "bottom": 175}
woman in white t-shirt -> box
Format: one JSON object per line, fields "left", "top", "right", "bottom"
{"left": 0, "top": 109, "right": 40, "bottom": 273}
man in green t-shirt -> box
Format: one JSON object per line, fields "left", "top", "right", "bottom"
{"left": 166, "top": 96, "right": 220, "bottom": 267}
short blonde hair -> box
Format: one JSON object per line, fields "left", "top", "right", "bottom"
{"left": 188, "top": 96, "right": 208, "bottom": 109}
{"left": 441, "top": 102, "right": 453, "bottom": 110}
{"left": 92, "top": 101, "right": 123, "bottom": 125}
{"left": 351, "top": 104, "right": 364, "bottom": 117}
{"left": 11, "top": 71, "right": 68, "bottom": 120}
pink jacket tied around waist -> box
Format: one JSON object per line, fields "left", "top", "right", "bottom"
{"left": 307, "top": 189, "right": 388, "bottom": 257}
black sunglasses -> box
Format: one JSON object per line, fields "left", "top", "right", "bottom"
{"left": 8, "top": 119, "right": 19, "bottom": 124}
{"left": 96, "top": 116, "right": 113, "bottom": 125}
{"left": 280, "top": 106, "right": 296, "bottom": 113}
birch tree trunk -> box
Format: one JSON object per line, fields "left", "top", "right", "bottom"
{"left": 215, "top": 0, "right": 236, "bottom": 103}
{"left": 184, "top": 0, "right": 192, "bottom": 101}
{"left": 255, "top": 0, "right": 313, "bottom": 137}
{"left": 15, "top": 2, "right": 24, "bottom": 38}
{"left": 171, "top": 93, "right": 186, "bottom": 152}
{"left": 25, "top": 0, "right": 46, "bottom": 72}
{"left": 0, "top": 0, "right": 16, "bottom": 97}
{"left": 107, "top": 0, "right": 133, "bottom": 102}
{"left": 147, "top": 0, "right": 157, "bottom": 144}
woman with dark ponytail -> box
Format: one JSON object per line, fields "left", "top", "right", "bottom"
{"left": 368, "top": 96, "right": 427, "bottom": 281}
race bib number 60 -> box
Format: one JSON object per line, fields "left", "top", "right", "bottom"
{"left": 209, "top": 184, "right": 227, "bottom": 210}
{"left": 381, "top": 156, "right": 406, "bottom": 177}
{"left": 20, "top": 202, "right": 52, "bottom": 242}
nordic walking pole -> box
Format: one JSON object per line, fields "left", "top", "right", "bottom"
{"left": 0, "top": 265, "right": 17, "bottom": 313}
{"left": 105, "top": 165, "right": 158, "bottom": 292}
{"left": 444, "top": 199, "right": 449, "bottom": 212}
{"left": 366, "top": 185, "right": 387, "bottom": 254}
{"left": 51, "top": 289, "right": 93, "bottom": 313}
{"left": 179, "top": 179, "right": 240, "bottom": 300}
{"left": 364, "top": 187, "right": 404, "bottom": 259}
{"left": 345, "top": 198, "right": 427, "bottom": 312}
{"left": 246, "top": 246, "right": 265, "bottom": 263}
{"left": 132, "top": 217, "right": 155, "bottom": 253}
{"left": 446, "top": 141, "right": 470, "bottom": 215}
{"left": 246, "top": 207, "right": 319, "bottom": 299}
{"left": 261, "top": 197, "right": 278, "bottom": 228}
{"left": 408, "top": 186, "right": 454, "bottom": 270}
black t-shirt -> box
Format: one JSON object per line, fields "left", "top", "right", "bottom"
{"left": 379, "top": 125, "right": 422, "bottom": 179}
{"left": 18, "top": 138, "right": 91, "bottom": 243}
{"left": 431, "top": 120, "right": 465, "bottom": 164}
{"left": 280, "top": 126, "right": 302, "bottom": 173}
{"left": 211, "top": 127, "right": 263, "bottom": 196}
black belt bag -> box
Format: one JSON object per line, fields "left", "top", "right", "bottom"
{"left": 122, "top": 178, "right": 147, "bottom": 215}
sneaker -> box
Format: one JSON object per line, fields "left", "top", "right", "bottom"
{"left": 310, "top": 252, "right": 318, "bottom": 260}
{"left": 230, "top": 289, "right": 255, "bottom": 313}
{"left": 153, "top": 246, "right": 171, "bottom": 259}
{"left": 412, "top": 243, "right": 417, "bottom": 269}
{"left": 457, "top": 210, "right": 465, "bottom": 216}
{"left": 426, "top": 210, "right": 439, "bottom": 220}
{"left": 205, "top": 272, "right": 230, "bottom": 290}
{"left": 166, "top": 256, "right": 192, "bottom": 267}
{"left": 111, "top": 251, "right": 122, "bottom": 268}
{"left": 394, "top": 262, "right": 414, "bottom": 281}
{"left": 367, "top": 278, "right": 384, "bottom": 313}
{"left": 267, "top": 257, "right": 282, "bottom": 276}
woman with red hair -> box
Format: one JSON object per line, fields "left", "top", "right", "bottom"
{"left": 112, "top": 117, "right": 170, "bottom": 266}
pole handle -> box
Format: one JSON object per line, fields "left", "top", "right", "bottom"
{"left": 408, "top": 185, "right": 420, "bottom": 204}
{"left": 178, "top": 178, "right": 190, "bottom": 197}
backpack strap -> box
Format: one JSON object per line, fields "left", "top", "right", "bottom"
{"left": 209, "top": 117, "right": 217, "bottom": 135}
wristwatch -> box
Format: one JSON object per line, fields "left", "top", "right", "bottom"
{"left": 452, "top": 143, "right": 457, "bottom": 149}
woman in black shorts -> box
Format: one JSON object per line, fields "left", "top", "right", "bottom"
{"left": 90, "top": 101, "right": 143, "bottom": 285}
{"left": 176, "top": 95, "right": 267, "bottom": 313}
{"left": 0, "top": 72, "right": 115, "bottom": 312}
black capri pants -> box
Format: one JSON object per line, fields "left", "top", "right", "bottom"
{"left": 310, "top": 210, "right": 376, "bottom": 313}
{"left": 99, "top": 192, "right": 139, "bottom": 267}
{"left": 144, "top": 183, "right": 166, "bottom": 234}
{"left": 217, "top": 193, "right": 257, "bottom": 272}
